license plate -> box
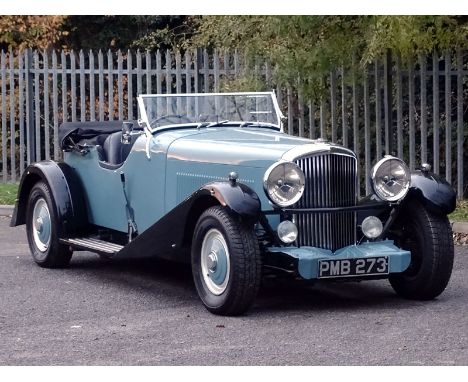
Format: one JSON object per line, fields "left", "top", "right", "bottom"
{"left": 318, "top": 257, "right": 389, "bottom": 279}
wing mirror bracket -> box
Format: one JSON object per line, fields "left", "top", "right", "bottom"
{"left": 121, "top": 122, "right": 134, "bottom": 144}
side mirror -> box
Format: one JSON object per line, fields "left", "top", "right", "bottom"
{"left": 121, "top": 122, "right": 133, "bottom": 144}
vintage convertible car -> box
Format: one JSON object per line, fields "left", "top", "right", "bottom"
{"left": 11, "top": 92, "right": 456, "bottom": 315}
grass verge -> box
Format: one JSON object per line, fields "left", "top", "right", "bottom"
{"left": 0, "top": 183, "right": 18, "bottom": 205}
{"left": 449, "top": 200, "right": 468, "bottom": 222}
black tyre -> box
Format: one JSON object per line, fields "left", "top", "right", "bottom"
{"left": 389, "top": 199, "right": 453, "bottom": 300}
{"left": 191, "top": 206, "right": 261, "bottom": 316}
{"left": 26, "top": 181, "right": 72, "bottom": 268}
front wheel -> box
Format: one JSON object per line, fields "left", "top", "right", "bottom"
{"left": 191, "top": 206, "right": 261, "bottom": 316}
{"left": 389, "top": 199, "right": 454, "bottom": 300}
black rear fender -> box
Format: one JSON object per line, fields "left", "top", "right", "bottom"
{"left": 10, "top": 161, "right": 88, "bottom": 236}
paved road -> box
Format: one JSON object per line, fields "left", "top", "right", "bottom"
{"left": 0, "top": 216, "right": 467, "bottom": 365}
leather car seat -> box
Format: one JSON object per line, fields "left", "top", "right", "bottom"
{"left": 102, "top": 132, "right": 138, "bottom": 166}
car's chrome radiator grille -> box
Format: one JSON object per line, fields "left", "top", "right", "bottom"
{"left": 294, "top": 153, "right": 357, "bottom": 251}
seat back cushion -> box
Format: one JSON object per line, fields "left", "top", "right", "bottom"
{"left": 102, "top": 132, "right": 140, "bottom": 166}
{"left": 103, "top": 132, "right": 124, "bottom": 165}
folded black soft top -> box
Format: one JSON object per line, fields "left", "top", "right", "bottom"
{"left": 59, "top": 121, "right": 140, "bottom": 149}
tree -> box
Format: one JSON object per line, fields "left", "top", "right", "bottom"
{"left": 0, "top": 16, "right": 67, "bottom": 51}
{"left": 191, "top": 16, "right": 468, "bottom": 96}
{"left": 0, "top": 16, "right": 194, "bottom": 52}
{"left": 62, "top": 16, "right": 193, "bottom": 51}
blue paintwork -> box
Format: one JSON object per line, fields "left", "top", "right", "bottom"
{"left": 62, "top": 123, "right": 411, "bottom": 280}
{"left": 64, "top": 129, "right": 201, "bottom": 232}
{"left": 266, "top": 240, "right": 411, "bottom": 279}
{"left": 164, "top": 127, "right": 315, "bottom": 227}
{"left": 65, "top": 147, "right": 129, "bottom": 232}
{"left": 64, "top": 126, "right": 317, "bottom": 233}
{"left": 166, "top": 127, "right": 313, "bottom": 166}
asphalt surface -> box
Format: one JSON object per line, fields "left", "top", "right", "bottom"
{"left": 1, "top": 216, "right": 467, "bottom": 365}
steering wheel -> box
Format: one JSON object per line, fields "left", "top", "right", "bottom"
{"left": 149, "top": 114, "right": 192, "bottom": 128}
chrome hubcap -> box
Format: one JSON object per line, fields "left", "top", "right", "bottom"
{"left": 201, "top": 229, "right": 230, "bottom": 295}
{"left": 32, "top": 198, "right": 51, "bottom": 253}
{"left": 207, "top": 252, "right": 218, "bottom": 272}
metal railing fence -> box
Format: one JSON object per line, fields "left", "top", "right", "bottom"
{"left": 0, "top": 48, "right": 466, "bottom": 198}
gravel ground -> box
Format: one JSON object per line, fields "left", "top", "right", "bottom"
{"left": 1, "top": 216, "right": 467, "bottom": 366}
{"left": 454, "top": 232, "right": 468, "bottom": 245}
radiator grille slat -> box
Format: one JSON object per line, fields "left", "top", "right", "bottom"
{"left": 294, "top": 153, "right": 357, "bottom": 251}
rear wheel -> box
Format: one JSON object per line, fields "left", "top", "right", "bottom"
{"left": 191, "top": 206, "right": 261, "bottom": 316}
{"left": 389, "top": 199, "right": 453, "bottom": 300}
{"left": 26, "top": 182, "right": 72, "bottom": 268}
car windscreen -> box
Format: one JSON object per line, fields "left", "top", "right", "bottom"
{"left": 138, "top": 93, "right": 280, "bottom": 129}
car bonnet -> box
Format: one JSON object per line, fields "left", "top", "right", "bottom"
{"left": 165, "top": 127, "right": 333, "bottom": 167}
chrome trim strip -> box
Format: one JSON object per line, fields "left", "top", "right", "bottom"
{"left": 282, "top": 143, "right": 356, "bottom": 162}
{"left": 139, "top": 91, "right": 277, "bottom": 97}
{"left": 63, "top": 238, "right": 124, "bottom": 253}
{"left": 137, "top": 96, "right": 153, "bottom": 159}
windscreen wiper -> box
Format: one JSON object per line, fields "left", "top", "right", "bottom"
{"left": 207, "top": 120, "right": 230, "bottom": 127}
{"left": 197, "top": 120, "right": 231, "bottom": 129}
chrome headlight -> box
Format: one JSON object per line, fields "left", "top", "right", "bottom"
{"left": 371, "top": 156, "right": 410, "bottom": 201}
{"left": 264, "top": 161, "right": 305, "bottom": 207}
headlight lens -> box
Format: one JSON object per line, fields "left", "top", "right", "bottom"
{"left": 277, "top": 220, "right": 298, "bottom": 243}
{"left": 371, "top": 156, "right": 411, "bottom": 201}
{"left": 361, "top": 216, "right": 383, "bottom": 239}
{"left": 264, "top": 161, "right": 305, "bottom": 207}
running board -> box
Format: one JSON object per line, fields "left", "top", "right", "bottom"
{"left": 60, "top": 237, "right": 124, "bottom": 255}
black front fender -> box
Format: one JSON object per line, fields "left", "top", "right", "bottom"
{"left": 10, "top": 160, "right": 88, "bottom": 236}
{"left": 114, "top": 181, "right": 261, "bottom": 261}
{"left": 199, "top": 181, "right": 261, "bottom": 219}
{"left": 405, "top": 170, "right": 456, "bottom": 215}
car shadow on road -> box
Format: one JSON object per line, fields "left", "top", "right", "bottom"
{"left": 252, "top": 277, "right": 422, "bottom": 315}
{"left": 66, "top": 252, "right": 428, "bottom": 316}
{"left": 67, "top": 252, "right": 197, "bottom": 298}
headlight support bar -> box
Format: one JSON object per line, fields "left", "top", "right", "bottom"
{"left": 262, "top": 202, "right": 392, "bottom": 215}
